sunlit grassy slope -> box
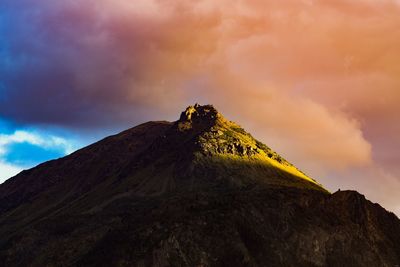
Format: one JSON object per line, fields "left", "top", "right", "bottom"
{"left": 177, "top": 104, "right": 328, "bottom": 193}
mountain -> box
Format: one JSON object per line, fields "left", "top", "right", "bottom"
{"left": 0, "top": 104, "right": 399, "bottom": 267}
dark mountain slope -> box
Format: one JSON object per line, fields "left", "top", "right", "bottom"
{"left": 0, "top": 121, "right": 172, "bottom": 223}
{"left": 0, "top": 104, "right": 399, "bottom": 267}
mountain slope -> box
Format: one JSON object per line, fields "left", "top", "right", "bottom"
{"left": 0, "top": 104, "right": 399, "bottom": 266}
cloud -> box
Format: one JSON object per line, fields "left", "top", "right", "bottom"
{"left": 1, "top": 0, "right": 399, "bottom": 129}
{"left": 203, "top": 82, "right": 372, "bottom": 172}
{"left": 0, "top": 0, "right": 377, "bottom": 167}
{"left": 0, "top": 129, "right": 76, "bottom": 182}
{"left": 0, "top": 130, "right": 74, "bottom": 156}
{"left": 0, "top": 0, "right": 221, "bottom": 127}
{"left": 0, "top": 0, "right": 399, "bottom": 213}
{"left": 0, "top": 161, "right": 23, "bottom": 184}
{"left": 0, "top": 131, "right": 45, "bottom": 152}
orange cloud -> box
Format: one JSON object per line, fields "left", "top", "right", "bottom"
{"left": 2, "top": 0, "right": 399, "bottom": 212}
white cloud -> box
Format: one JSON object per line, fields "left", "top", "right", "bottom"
{"left": 0, "top": 160, "right": 23, "bottom": 184}
{"left": 0, "top": 130, "right": 77, "bottom": 183}
{"left": 0, "top": 130, "right": 74, "bottom": 156}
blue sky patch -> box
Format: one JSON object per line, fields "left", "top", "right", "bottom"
{"left": 4, "top": 141, "right": 66, "bottom": 167}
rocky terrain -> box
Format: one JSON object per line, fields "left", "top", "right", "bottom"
{"left": 0, "top": 104, "right": 399, "bottom": 266}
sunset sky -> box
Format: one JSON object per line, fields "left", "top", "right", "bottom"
{"left": 1, "top": 0, "right": 400, "bottom": 215}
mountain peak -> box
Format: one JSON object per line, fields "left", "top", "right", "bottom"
{"left": 171, "top": 104, "right": 323, "bottom": 190}
{"left": 177, "top": 104, "right": 226, "bottom": 132}
{"left": 179, "top": 104, "right": 220, "bottom": 122}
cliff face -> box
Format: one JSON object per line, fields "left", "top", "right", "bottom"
{"left": 0, "top": 104, "right": 399, "bottom": 267}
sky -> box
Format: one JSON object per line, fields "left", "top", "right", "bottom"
{"left": 1, "top": 0, "right": 400, "bottom": 215}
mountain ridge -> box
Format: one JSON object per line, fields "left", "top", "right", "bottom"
{"left": 0, "top": 104, "right": 399, "bottom": 266}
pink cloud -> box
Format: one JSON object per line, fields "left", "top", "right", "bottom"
{"left": 1, "top": 0, "right": 399, "bottom": 213}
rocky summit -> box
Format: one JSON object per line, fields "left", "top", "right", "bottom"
{"left": 0, "top": 104, "right": 399, "bottom": 267}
